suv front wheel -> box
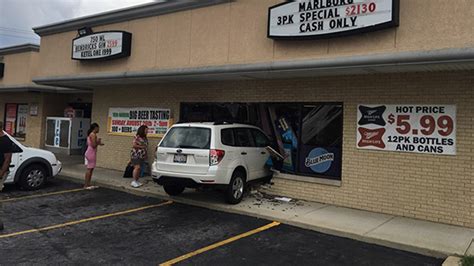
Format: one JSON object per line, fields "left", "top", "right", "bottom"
{"left": 226, "top": 170, "right": 246, "bottom": 204}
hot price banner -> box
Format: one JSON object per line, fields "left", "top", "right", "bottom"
{"left": 356, "top": 105, "right": 456, "bottom": 155}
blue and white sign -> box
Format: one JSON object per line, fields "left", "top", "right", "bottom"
{"left": 305, "top": 147, "right": 334, "bottom": 173}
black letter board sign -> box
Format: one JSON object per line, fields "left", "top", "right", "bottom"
{"left": 72, "top": 31, "right": 132, "bottom": 61}
{"left": 268, "top": 0, "right": 399, "bottom": 39}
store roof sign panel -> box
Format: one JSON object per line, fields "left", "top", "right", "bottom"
{"left": 268, "top": 0, "right": 399, "bottom": 39}
{"left": 72, "top": 31, "right": 132, "bottom": 61}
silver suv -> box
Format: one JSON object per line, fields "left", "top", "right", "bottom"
{"left": 152, "top": 122, "right": 272, "bottom": 204}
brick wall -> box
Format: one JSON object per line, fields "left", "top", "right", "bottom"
{"left": 92, "top": 71, "right": 474, "bottom": 227}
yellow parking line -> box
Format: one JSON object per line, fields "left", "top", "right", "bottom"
{"left": 0, "top": 188, "right": 86, "bottom": 203}
{"left": 0, "top": 200, "right": 173, "bottom": 239}
{"left": 159, "top": 221, "right": 281, "bottom": 266}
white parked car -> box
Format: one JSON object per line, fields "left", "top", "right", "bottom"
{"left": 152, "top": 122, "right": 272, "bottom": 204}
{"left": 3, "top": 131, "right": 62, "bottom": 190}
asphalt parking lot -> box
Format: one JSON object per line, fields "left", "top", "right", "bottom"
{"left": 0, "top": 178, "right": 444, "bottom": 265}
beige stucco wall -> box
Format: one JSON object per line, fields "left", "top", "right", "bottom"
{"left": 0, "top": 51, "right": 39, "bottom": 86}
{"left": 37, "top": 0, "right": 474, "bottom": 78}
{"left": 90, "top": 71, "right": 473, "bottom": 228}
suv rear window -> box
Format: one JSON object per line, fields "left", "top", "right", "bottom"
{"left": 160, "top": 127, "right": 211, "bottom": 149}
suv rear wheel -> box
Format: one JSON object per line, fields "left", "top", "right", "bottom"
{"left": 163, "top": 184, "right": 185, "bottom": 196}
{"left": 226, "top": 170, "right": 246, "bottom": 204}
{"left": 19, "top": 164, "right": 47, "bottom": 190}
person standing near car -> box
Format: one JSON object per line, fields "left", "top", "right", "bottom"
{"left": 84, "top": 123, "right": 104, "bottom": 189}
{"left": 0, "top": 121, "right": 13, "bottom": 231}
{"left": 130, "top": 125, "right": 148, "bottom": 188}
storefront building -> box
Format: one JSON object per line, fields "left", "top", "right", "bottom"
{"left": 28, "top": 0, "right": 473, "bottom": 227}
{"left": 0, "top": 44, "right": 92, "bottom": 149}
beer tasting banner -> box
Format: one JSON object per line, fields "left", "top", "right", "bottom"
{"left": 108, "top": 107, "right": 171, "bottom": 137}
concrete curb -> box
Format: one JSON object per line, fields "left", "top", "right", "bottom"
{"left": 57, "top": 173, "right": 451, "bottom": 258}
{"left": 442, "top": 256, "right": 461, "bottom": 266}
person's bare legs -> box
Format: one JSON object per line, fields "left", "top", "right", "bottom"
{"left": 84, "top": 168, "right": 94, "bottom": 188}
{"left": 132, "top": 165, "right": 140, "bottom": 182}
{"left": 0, "top": 173, "right": 5, "bottom": 230}
{"left": 131, "top": 164, "right": 142, "bottom": 188}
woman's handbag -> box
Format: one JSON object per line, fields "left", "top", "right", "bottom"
{"left": 123, "top": 163, "right": 133, "bottom": 178}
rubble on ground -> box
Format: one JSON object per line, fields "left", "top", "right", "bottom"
{"left": 244, "top": 181, "right": 303, "bottom": 212}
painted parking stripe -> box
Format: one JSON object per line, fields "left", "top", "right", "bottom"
{"left": 159, "top": 221, "right": 281, "bottom": 266}
{"left": 0, "top": 200, "right": 173, "bottom": 239}
{"left": 0, "top": 188, "right": 86, "bottom": 203}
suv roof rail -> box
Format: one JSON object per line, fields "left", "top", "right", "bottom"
{"left": 175, "top": 120, "right": 205, "bottom": 124}
{"left": 213, "top": 121, "right": 234, "bottom": 125}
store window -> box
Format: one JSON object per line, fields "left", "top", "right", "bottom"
{"left": 4, "top": 103, "right": 28, "bottom": 139}
{"left": 180, "top": 103, "right": 259, "bottom": 124}
{"left": 180, "top": 102, "right": 343, "bottom": 180}
{"left": 298, "top": 105, "right": 343, "bottom": 179}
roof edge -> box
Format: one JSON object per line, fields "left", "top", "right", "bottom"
{"left": 0, "top": 84, "right": 91, "bottom": 93}
{"left": 33, "top": 0, "right": 231, "bottom": 37}
{"left": 0, "top": 44, "right": 40, "bottom": 56}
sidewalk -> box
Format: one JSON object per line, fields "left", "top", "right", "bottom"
{"left": 59, "top": 161, "right": 474, "bottom": 259}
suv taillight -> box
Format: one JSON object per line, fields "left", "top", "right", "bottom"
{"left": 210, "top": 149, "right": 225, "bottom": 166}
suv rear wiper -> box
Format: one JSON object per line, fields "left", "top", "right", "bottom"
{"left": 177, "top": 145, "right": 202, "bottom": 149}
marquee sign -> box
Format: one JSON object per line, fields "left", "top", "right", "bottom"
{"left": 268, "top": 0, "right": 399, "bottom": 39}
{"left": 356, "top": 104, "right": 457, "bottom": 155}
{"left": 72, "top": 31, "right": 132, "bottom": 60}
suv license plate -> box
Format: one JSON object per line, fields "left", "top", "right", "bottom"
{"left": 173, "top": 154, "right": 187, "bottom": 163}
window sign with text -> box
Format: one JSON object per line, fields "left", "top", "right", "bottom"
{"left": 5, "top": 103, "right": 17, "bottom": 135}
{"left": 356, "top": 105, "right": 456, "bottom": 155}
{"left": 16, "top": 105, "right": 28, "bottom": 138}
{"left": 4, "top": 103, "right": 28, "bottom": 138}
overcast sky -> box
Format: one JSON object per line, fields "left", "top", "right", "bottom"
{"left": 0, "top": 0, "right": 158, "bottom": 48}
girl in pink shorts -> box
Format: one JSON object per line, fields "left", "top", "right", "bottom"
{"left": 84, "top": 123, "right": 104, "bottom": 189}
